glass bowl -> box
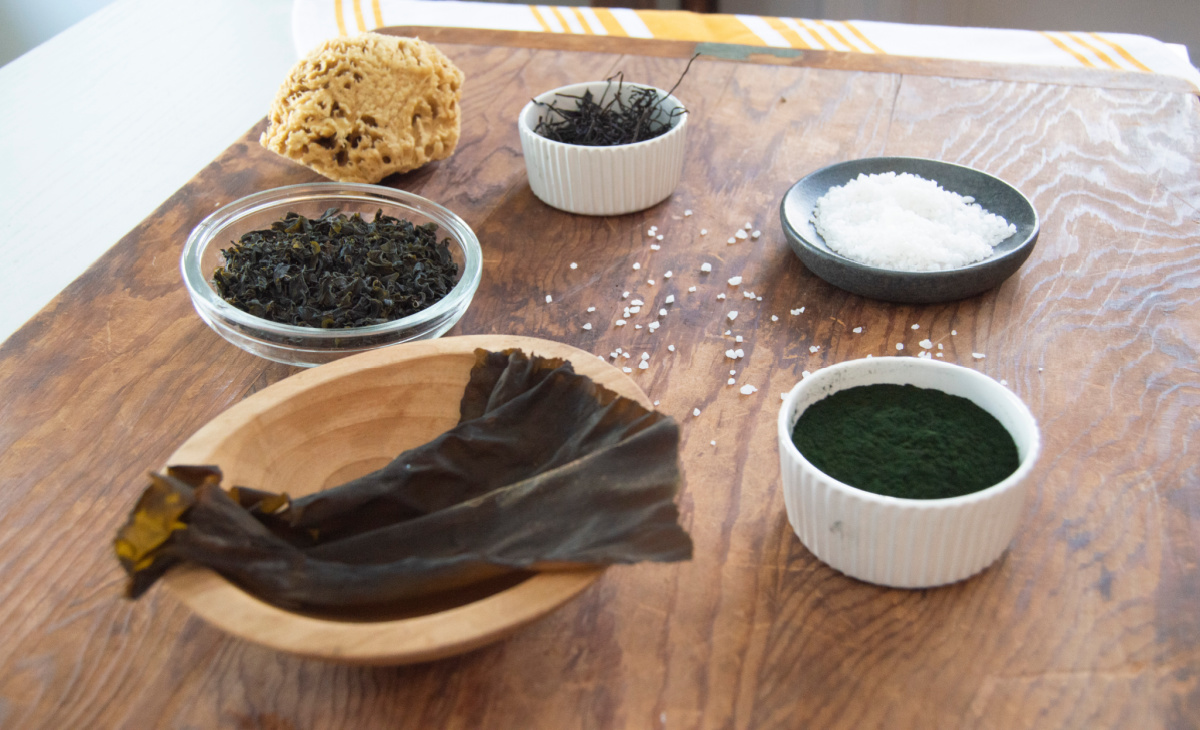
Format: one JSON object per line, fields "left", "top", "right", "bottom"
{"left": 181, "top": 183, "right": 482, "bottom": 367}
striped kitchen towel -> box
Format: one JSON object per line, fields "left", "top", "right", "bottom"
{"left": 292, "top": 0, "right": 1200, "bottom": 90}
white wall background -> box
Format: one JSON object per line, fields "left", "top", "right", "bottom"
{"left": 0, "top": 0, "right": 118, "bottom": 65}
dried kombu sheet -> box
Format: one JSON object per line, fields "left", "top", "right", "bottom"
{"left": 115, "top": 349, "right": 691, "bottom": 612}
{"left": 533, "top": 58, "right": 696, "bottom": 146}
{"left": 212, "top": 207, "right": 458, "bottom": 328}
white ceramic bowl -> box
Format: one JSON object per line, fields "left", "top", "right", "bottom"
{"left": 518, "top": 81, "right": 688, "bottom": 216}
{"left": 777, "top": 357, "right": 1040, "bottom": 588}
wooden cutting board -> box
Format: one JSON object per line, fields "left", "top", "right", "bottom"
{"left": 0, "top": 27, "right": 1197, "bottom": 729}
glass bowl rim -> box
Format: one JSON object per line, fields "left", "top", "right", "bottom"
{"left": 180, "top": 182, "right": 482, "bottom": 341}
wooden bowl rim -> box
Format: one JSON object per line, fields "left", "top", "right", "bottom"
{"left": 162, "top": 334, "right": 649, "bottom": 664}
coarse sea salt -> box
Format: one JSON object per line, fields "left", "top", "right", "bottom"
{"left": 813, "top": 171, "right": 1016, "bottom": 272}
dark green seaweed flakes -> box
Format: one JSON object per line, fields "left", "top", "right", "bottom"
{"left": 212, "top": 208, "right": 459, "bottom": 328}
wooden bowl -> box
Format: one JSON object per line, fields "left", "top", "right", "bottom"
{"left": 163, "top": 334, "right": 647, "bottom": 665}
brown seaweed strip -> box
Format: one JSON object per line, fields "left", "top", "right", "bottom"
{"left": 116, "top": 348, "right": 692, "bottom": 609}
{"left": 274, "top": 351, "right": 645, "bottom": 541}
{"left": 151, "top": 419, "right": 684, "bottom": 610}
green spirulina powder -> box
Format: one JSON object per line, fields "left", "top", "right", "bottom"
{"left": 791, "top": 383, "right": 1019, "bottom": 499}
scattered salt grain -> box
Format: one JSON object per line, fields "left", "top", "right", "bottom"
{"left": 756, "top": 297, "right": 762, "bottom": 302}
{"left": 1000, "top": 379, "right": 1007, "bottom": 386}
{"left": 659, "top": 308, "right": 667, "bottom": 316}
{"left": 799, "top": 307, "right": 805, "bottom": 313}
{"left": 700, "top": 229, "right": 708, "bottom": 235}
{"left": 545, "top": 294, "right": 552, "bottom": 303}
{"left": 570, "top": 262, "right": 578, "bottom": 269}
{"left": 726, "top": 311, "right": 739, "bottom": 321}
{"left": 615, "top": 319, "right": 627, "bottom": 326}
{"left": 587, "top": 306, "right": 596, "bottom": 313}
{"left": 744, "top": 222, "right": 753, "bottom": 230}
{"left": 936, "top": 352, "right": 944, "bottom": 358}
{"left": 650, "top": 244, "right": 661, "bottom": 251}
{"left": 656, "top": 235, "right": 664, "bottom": 241}
{"left": 735, "top": 230, "right": 748, "bottom": 240}
{"left": 647, "top": 229, "right": 656, "bottom": 237}
{"left": 700, "top": 262, "right": 712, "bottom": 273}
{"left": 735, "top": 348, "right": 745, "bottom": 358}
{"left": 852, "top": 326, "right": 862, "bottom": 333}
{"left": 735, "top": 335, "right": 743, "bottom": 343}
{"left": 912, "top": 324, "right": 920, "bottom": 330}
{"left": 743, "top": 291, "right": 755, "bottom": 299}
{"left": 623, "top": 291, "right": 630, "bottom": 299}
{"left": 740, "top": 384, "right": 758, "bottom": 395}
{"left": 751, "top": 230, "right": 761, "bottom": 239}
{"left": 635, "top": 325, "right": 642, "bottom": 329}
{"left": 668, "top": 344, "right": 676, "bottom": 352}
{"left": 919, "top": 339, "right": 933, "bottom": 349}
{"left": 664, "top": 271, "right": 673, "bottom": 279}
{"left": 802, "top": 370, "right": 811, "bottom": 378}
{"left": 633, "top": 262, "right": 641, "bottom": 270}
{"left": 710, "top": 440, "right": 716, "bottom": 446}
{"left": 631, "top": 299, "right": 644, "bottom": 306}
{"left": 728, "top": 276, "right": 743, "bottom": 286}
{"left": 616, "top": 347, "right": 623, "bottom": 354}
{"left": 623, "top": 367, "right": 632, "bottom": 373}
{"left": 717, "top": 293, "right": 726, "bottom": 300}
{"left": 937, "top": 343, "right": 943, "bottom": 350}
{"left": 629, "top": 306, "right": 641, "bottom": 314}
{"left": 724, "top": 330, "right": 731, "bottom": 335}
{"left": 730, "top": 370, "right": 736, "bottom": 375}
{"left": 771, "top": 315, "right": 779, "bottom": 322}
{"left": 809, "top": 345, "right": 820, "bottom": 353}
{"left": 693, "top": 408, "right": 701, "bottom": 417}
{"left": 648, "top": 321, "right": 660, "bottom": 332}
{"left": 684, "top": 209, "right": 693, "bottom": 216}
{"left": 727, "top": 237, "right": 736, "bottom": 244}
{"left": 973, "top": 352, "right": 986, "bottom": 359}
{"left": 727, "top": 378, "right": 735, "bottom": 385}
{"left": 896, "top": 343, "right": 904, "bottom": 350}
{"left": 582, "top": 323, "right": 592, "bottom": 330}
{"left": 647, "top": 279, "right": 655, "bottom": 286}
{"left": 654, "top": 400, "right": 660, "bottom": 406}
{"left": 726, "top": 349, "right": 736, "bottom": 359}
{"left": 791, "top": 308, "right": 801, "bottom": 316}
{"left": 952, "top": 330, "right": 958, "bottom": 336}
{"left": 688, "top": 286, "right": 697, "bottom": 292}
{"left": 641, "top": 352, "right": 650, "bottom": 360}
{"left": 665, "top": 295, "right": 675, "bottom": 304}
{"left": 638, "top": 361, "right": 649, "bottom": 370}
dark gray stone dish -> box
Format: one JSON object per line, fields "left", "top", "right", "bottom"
{"left": 779, "top": 157, "right": 1039, "bottom": 303}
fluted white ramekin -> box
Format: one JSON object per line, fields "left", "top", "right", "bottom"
{"left": 518, "top": 81, "right": 688, "bottom": 216}
{"left": 778, "top": 357, "right": 1040, "bottom": 588}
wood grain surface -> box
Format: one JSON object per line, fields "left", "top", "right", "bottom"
{"left": 1, "top": 29, "right": 1197, "bottom": 729}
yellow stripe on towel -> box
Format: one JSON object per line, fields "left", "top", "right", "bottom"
{"left": 1065, "top": 32, "right": 1121, "bottom": 70}
{"left": 1040, "top": 31, "right": 1096, "bottom": 68}
{"left": 334, "top": 0, "right": 347, "bottom": 36}
{"left": 352, "top": 0, "right": 367, "bottom": 32}
{"left": 637, "top": 10, "right": 762, "bottom": 45}
{"left": 371, "top": 0, "right": 384, "bottom": 28}
{"left": 843, "top": 21, "right": 884, "bottom": 54}
{"left": 1090, "top": 33, "right": 1153, "bottom": 72}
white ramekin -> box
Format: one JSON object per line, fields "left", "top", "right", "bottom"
{"left": 518, "top": 81, "right": 688, "bottom": 216}
{"left": 777, "top": 357, "right": 1040, "bottom": 589}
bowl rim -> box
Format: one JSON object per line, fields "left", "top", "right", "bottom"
{"left": 518, "top": 80, "right": 689, "bottom": 151}
{"left": 160, "top": 334, "right": 656, "bottom": 664}
{"left": 180, "top": 182, "right": 483, "bottom": 341}
{"left": 780, "top": 156, "right": 1041, "bottom": 278}
{"left": 777, "top": 356, "right": 1041, "bottom": 507}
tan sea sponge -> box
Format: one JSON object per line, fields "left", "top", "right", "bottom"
{"left": 261, "top": 33, "right": 464, "bottom": 183}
